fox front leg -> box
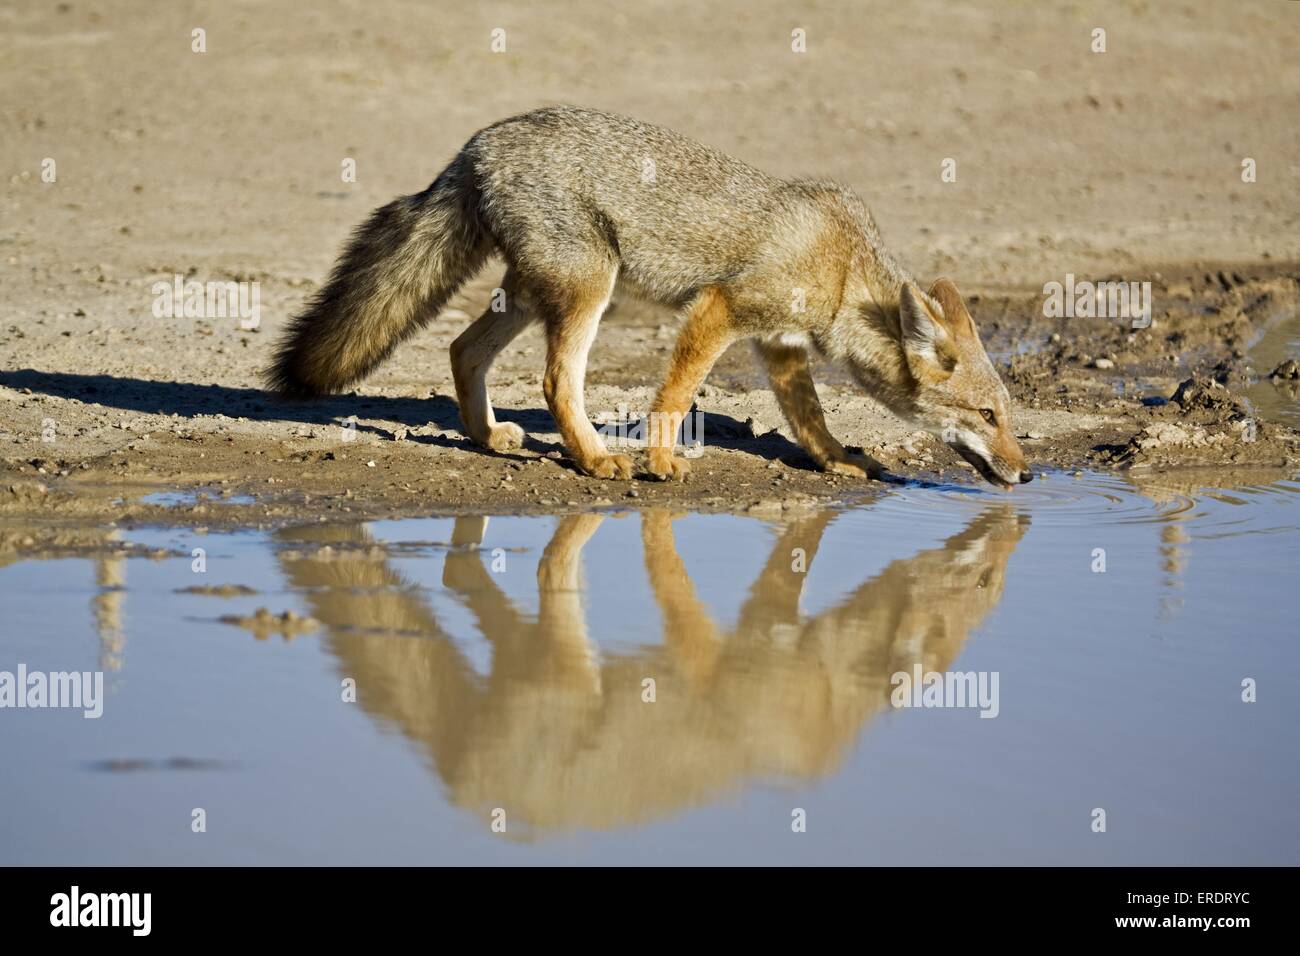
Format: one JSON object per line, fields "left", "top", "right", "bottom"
{"left": 755, "top": 339, "right": 885, "bottom": 479}
{"left": 647, "top": 287, "right": 737, "bottom": 481}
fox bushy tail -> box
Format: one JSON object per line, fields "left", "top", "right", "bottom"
{"left": 267, "top": 157, "right": 490, "bottom": 398}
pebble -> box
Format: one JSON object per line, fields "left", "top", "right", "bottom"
{"left": 1269, "top": 359, "right": 1299, "bottom": 380}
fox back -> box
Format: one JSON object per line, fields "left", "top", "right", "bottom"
{"left": 465, "top": 106, "right": 898, "bottom": 318}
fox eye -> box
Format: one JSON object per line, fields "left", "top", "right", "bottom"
{"left": 979, "top": 408, "right": 996, "bottom": 425}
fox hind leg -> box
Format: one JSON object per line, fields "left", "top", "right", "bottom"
{"left": 450, "top": 270, "right": 537, "bottom": 452}
{"left": 539, "top": 269, "right": 632, "bottom": 479}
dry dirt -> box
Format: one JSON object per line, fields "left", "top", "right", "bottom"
{"left": 2, "top": 0, "right": 1299, "bottom": 530}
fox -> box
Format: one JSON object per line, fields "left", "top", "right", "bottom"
{"left": 267, "top": 105, "right": 1033, "bottom": 488}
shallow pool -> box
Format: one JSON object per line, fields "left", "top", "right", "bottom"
{"left": 1, "top": 469, "right": 1298, "bottom": 863}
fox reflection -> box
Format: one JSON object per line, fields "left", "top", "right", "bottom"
{"left": 274, "top": 505, "right": 1026, "bottom": 836}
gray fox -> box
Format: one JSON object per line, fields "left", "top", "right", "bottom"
{"left": 268, "top": 106, "right": 1032, "bottom": 487}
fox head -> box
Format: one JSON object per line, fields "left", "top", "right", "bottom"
{"left": 898, "top": 279, "right": 1032, "bottom": 488}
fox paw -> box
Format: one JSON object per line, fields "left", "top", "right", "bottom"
{"left": 823, "top": 453, "right": 884, "bottom": 480}
{"left": 486, "top": 422, "right": 525, "bottom": 452}
{"left": 647, "top": 451, "right": 691, "bottom": 481}
{"left": 582, "top": 453, "right": 634, "bottom": 480}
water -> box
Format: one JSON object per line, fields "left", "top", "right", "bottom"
{"left": 2, "top": 469, "right": 1298, "bottom": 864}
{"left": 1244, "top": 308, "right": 1300, "bottom": 426}
{"left": 138, "top": 489, "right": 258, "bottom": 507}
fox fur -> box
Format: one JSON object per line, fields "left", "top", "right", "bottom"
{"left": 268, "top": 106, "right": 1031, "bottom": 487}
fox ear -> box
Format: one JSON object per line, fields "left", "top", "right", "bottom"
{"left": 928, "top": 277, "right": 976, "bottom": 338}
{"left": 900, "top": 282, "right": 956, "bottom": 383}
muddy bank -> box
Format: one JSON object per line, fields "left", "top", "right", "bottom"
{"left": 2, "top": 264, "right": 1298, "bottom": 531}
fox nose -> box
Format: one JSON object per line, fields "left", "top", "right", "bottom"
{"left": 1018, "top": 470, "right": 1034, "bottom": 484}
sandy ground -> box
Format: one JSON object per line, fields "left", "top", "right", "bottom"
{"left": 2, "top": 0, "right": 1299, "bottom": 528}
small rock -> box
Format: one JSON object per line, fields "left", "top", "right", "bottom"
{"left": 1171, "top": 375, "right": 1242, "bottom": 413}
{"left": 1269, "top": 359, "right": 1299, "bottom": 381}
